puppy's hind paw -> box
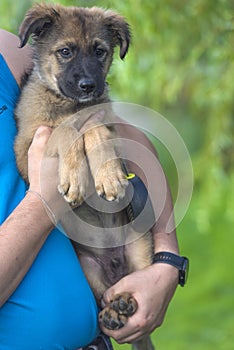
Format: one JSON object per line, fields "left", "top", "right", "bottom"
{"left": 99, "top": 307, "right": 127, "bottom": 330}
{"left": 110, "top": 292, "right": 137, "bottom": 317}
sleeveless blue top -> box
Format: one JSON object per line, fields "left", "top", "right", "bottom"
{"left": 0, "top": 54, "right": 99, "bottom": 349}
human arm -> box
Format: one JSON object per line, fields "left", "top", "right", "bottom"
{"left": 101, "top": 123, "right": 179, "bottom": 343}
{"left": 0, "top": 126, "right": 56, "bottom": 307}
{"left": 0, "top": 29, "right": 33, "bottom": 87}
{"left": 0, "top": 30, "right": 55, "bottom": 307}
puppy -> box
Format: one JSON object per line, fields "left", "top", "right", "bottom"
{"left": 15, "top": 4, "right": 154, "bottom": 350}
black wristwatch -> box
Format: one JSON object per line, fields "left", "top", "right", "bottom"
{"left": 153, "top": 252, "right": 189, "bottom": 287}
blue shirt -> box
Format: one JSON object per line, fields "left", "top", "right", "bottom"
{"left": 0, "top": 54, "right": 99, "bottom": 349}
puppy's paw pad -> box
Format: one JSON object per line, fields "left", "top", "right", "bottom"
{"left": 99, "top": 307, "right": 127, "bottom": 330}
{"left": 110, "top": 292, "right": 137, "bottom": 317}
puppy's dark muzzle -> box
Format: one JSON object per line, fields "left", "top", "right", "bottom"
{"left": 58, "top": 76, "right": 104, "bottom": 102}
{"left": 79, "top": 78, "right": 96, "bottom": 94}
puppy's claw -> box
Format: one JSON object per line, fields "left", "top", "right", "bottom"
{"left": 95, "top": 176, "right": 129, "bottom": 202}
{"left": 58, "top": 183, "right": 83, "bottom": 207}
{"left": 58, "top": 183, "right": 68, "bottom": 196}
{"left": 63, "top": 193, "right": 83, "bottom": 207}
{"left": 96, "top": 185, "right": 104, "bottom": 198}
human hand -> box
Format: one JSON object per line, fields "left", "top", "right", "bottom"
{"left": 27, "top": 126, "right": 67, "bottom": 220}
{"left": 28, "top": 126, "right": 53, "bottom": 192}
{"left": 100, "top": 263, "right": 178, "bottom": 344}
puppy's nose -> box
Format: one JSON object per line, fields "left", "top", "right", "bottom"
{"left": 79, "top": 78, "right": 96, "bottom": 93}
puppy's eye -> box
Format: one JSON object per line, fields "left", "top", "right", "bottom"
{"left": 58, "top": 48, "right": 72, "bottom": 58}
{"left": 95, "top": 47, "right": 106, "bottom": 59}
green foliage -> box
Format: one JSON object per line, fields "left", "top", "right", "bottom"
{"left": 1, "top": 0, "right": 233, "bottom": 349}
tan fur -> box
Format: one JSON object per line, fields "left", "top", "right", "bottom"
{"left": 15, "top": 4, "right": 154, "bottom": 349}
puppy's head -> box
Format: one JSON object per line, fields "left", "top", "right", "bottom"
{"left": 19, "top": 3, "right": 131, "bottom": 103}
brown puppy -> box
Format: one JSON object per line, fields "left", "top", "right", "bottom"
{"left": 15, "top": 2, "right": 130, "bottom": 204}
{"left": 14, "top": 4, "right": 154, "bottom": 350}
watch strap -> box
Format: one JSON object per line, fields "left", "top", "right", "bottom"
{"left": 153, "top": 252, "right": 184, "bottom": 268}
{"left": 153, "top": 251, "right": 189, "bottom": 287}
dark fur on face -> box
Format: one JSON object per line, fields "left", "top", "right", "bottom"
{"left": 19, "top": 3, "right": 131, "bottom": 104}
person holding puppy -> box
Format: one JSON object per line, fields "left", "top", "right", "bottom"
{"left": 0, "top": 29, "right": 101, "bottom": 349}
{"left": 0, "top": 28, "right": 181, "bottom": 350}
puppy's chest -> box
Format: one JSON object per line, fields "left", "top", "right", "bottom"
{"left": 36, "top": 90, "right": 79, "bottom": 121}
{"left": 20, "top": 79, "right": 79, "bottom": 122}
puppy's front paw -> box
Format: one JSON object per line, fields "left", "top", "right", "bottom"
{"left": 58, "top": 169, "right": 87, "bottom": 207}
{"left": 95, "top": 159, "right": 128, "bottom": 201}
{"left": 58, "top": 143, "right": 89, "bottom": 207}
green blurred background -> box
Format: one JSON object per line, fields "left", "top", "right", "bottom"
{"left": 1, "top": 0, "right": 233, "bottom": 349}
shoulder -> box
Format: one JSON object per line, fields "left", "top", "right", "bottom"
{"left": 0, "top": 29, "right": 33, "bottom": 86}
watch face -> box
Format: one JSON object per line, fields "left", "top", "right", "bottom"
{"left": 180, "top": 257, "right": 189, "bottom": 286}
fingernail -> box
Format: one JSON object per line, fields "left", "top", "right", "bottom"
{"left": 35, "top": 126, "right": 51, "bottom": 137}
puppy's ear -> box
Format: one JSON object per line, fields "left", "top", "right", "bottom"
{"left": 104, "top": 11, "right": 131, "bottom": 60}
{"left": 19, "top": 3, "right": 60, "bottom": 48}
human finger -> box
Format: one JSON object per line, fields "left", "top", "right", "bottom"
{"left": 29, "top": 126, "right": 52, "bottom": 152}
